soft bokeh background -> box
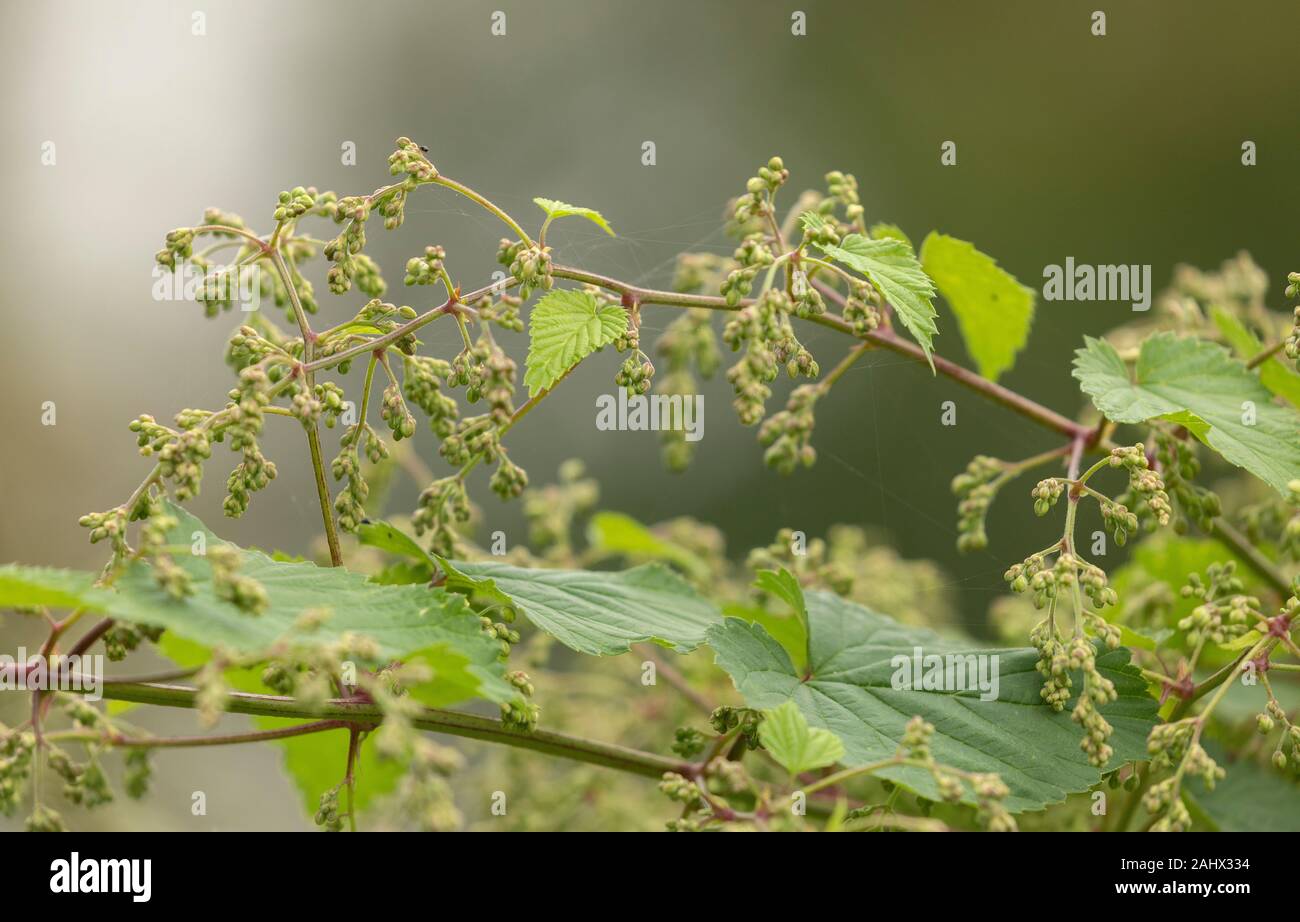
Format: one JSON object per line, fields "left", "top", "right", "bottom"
{"left": 2, "top": 0, "right": 1298, "bottom": 829}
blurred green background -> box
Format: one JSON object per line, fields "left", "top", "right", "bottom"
{"left": 2, "top": 0, "right": 1298, "bottom": 829}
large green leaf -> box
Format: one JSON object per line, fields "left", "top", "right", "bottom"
{"left": 1211, "top": 307, "right": 1300, "bottom": 409}
{"left": 10, "top": 504, "right": 516, "bottom": 707}
{"left": 817, "top": 233, "right": 938, "bottom": 369}
{"left": 920, "top": 232, "right": 1035, "bottom": 382}
{"left": 523, "top": 289, "right": 627, "bottom": 397}
{"left": 707, "top": 588, "right": 1158, "bottom": 813}
{"left": 1073, "top": 333, "right": 1300, "bottom": 494}
{"left": 435, "top": 558, "right": 721, "bottom": 656}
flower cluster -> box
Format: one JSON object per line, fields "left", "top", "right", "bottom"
{"left": 1177, "top": 562, "right": 1260, "bottom": 647}
{"left": 138, "top": 502, "right": 191, "bottom": 599}
{"left": 331, "top": 420, "right": 389, "bottom": 533}
{"left": 898, "top": 717, "right": 1015, "bottom": 831}
{"left": 653, "top": 308, "right": 719, "bottom": 471}
{"left": 1151, "top": 431, "right": 1220, "bottom": 532}
{"left": 402, "top": 355, "right": 459, "bottom": 437}
{"left": 951, "top": 455, "right": 1006, "bottom": 552}
{"left": 273, "top": 186, "right": 316, "bottom": 224}
{"left": 0, "top": 730, "right": 35, "bottom": 818}
{"left": 380, "top": 380, "right": 416, "bottom": 441}
{"left": 324, "top": 198, "right": 387, "bottom": 297}
{"left": 206, "top": 544, "right": 268, "bottom": 614}
{"left": 497, "top": 238, "right": 553, "bottom": 299}
{"left": 1144, "top": 719, "right": 1224, "bottom": 832}
{"left": 222, "top": 366, "right": 278, "bottom": 519}
{"left": 723, "top": 290, "right": 818, "bottom": 426}
{"left": 757, "top": 383, "right": 820, "bottom": 474}
{"left": 412, "top": 475, "right": 472, "bottom": 557}
{"left": 475, "top": 292, "right": 525, "bottom": 332}
{"left": 388, "top": 136, "right": 437, "bottom": 183}
{"left": 1005, "top": 550, "right": 1117, "bottom": 611}
{"left": 1111, "top": 442, "right": 1174, "bottom": 527}
{"left": 403, "top": 244, "right": 447, "bottom": 286}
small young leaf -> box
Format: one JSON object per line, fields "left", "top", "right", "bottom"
{"left": 920, "top": 232, "right": 1035, "bottom": 382}
{"left": 818, "top": 234, "right": 938, "bottom": 369}
{"left": 534, "top": 197, "right": 615, "bottom": 236}
{"left": 758, "top": 700, "right": 845, "bottom": 775}
{"left": 753, "top": 568, "right": 809, "bottom": 667}
{"left": 435, "top": 558, "right": 721, "bottom": 656}
{"left": 1073, "top": 332, "right": 1300, "bottom": 494}
{"left": 869, "top": 222, "right": 912, "bottom": 248}
{"left": 357, "top": 519, "right": 434, "bottom": 564}
{"left": 799, "top": 210, "right": 832, "bottom": 236}
{"left": 523, "top": 289, "right": 628, "bottom": 397}
{"left": 585, "top": 511, "right": 710, "bottom": 581}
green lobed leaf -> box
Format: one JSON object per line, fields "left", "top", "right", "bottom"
{"left": 523, "top": 289, "right": 628, "bottom": 397}
{"left": 817, "top": 233, "right": 938, "bottom": 369}
{"left": 1211, "top": 307, "right": 1300, "bottom": 409}
{"left": 707, "top": 587, "right": 1158, "bottom": 813}
{"left": 920, "top": 232, "right": 1035, "bottom": 382}
{"left": 758, "top": 700, "right": 846, "bottom": 775}
{"left": 1073, "top": 332, "right": 1300, "bottom": 494}
{"left": 42, "top": 503, "right": 517, "bottom": 707}
{"left": 534, "top": 197, "right": 615, "bottom": 236}
{"left": 435, "top": 557, "right": 722, "bottom": 656}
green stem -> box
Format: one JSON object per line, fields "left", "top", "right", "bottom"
{"left": 817, "top": 341, "right": 871, "bottom": 394}
{"left": 549, "top": 264, "right": 1090, "bottom": 439}
{"left": 306, "top": 426, "right": 343, "bottom": 567}
{"left": 96, "top": 682, "right": 689, "bottom": 779}
{"left": 269, "top": 248, "right": 342, "bottom": 567}
{"left": 344, "top": 727, "right": 361, "bottom": 833}
{"left": 1246, "top": 340, "right": 1286, "bottom": 370}
{"left": 46, "top": 720, "right": 350, "bottom": 749}
{"left": 430, "top": 175, "right": 534, "bottom": 246}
